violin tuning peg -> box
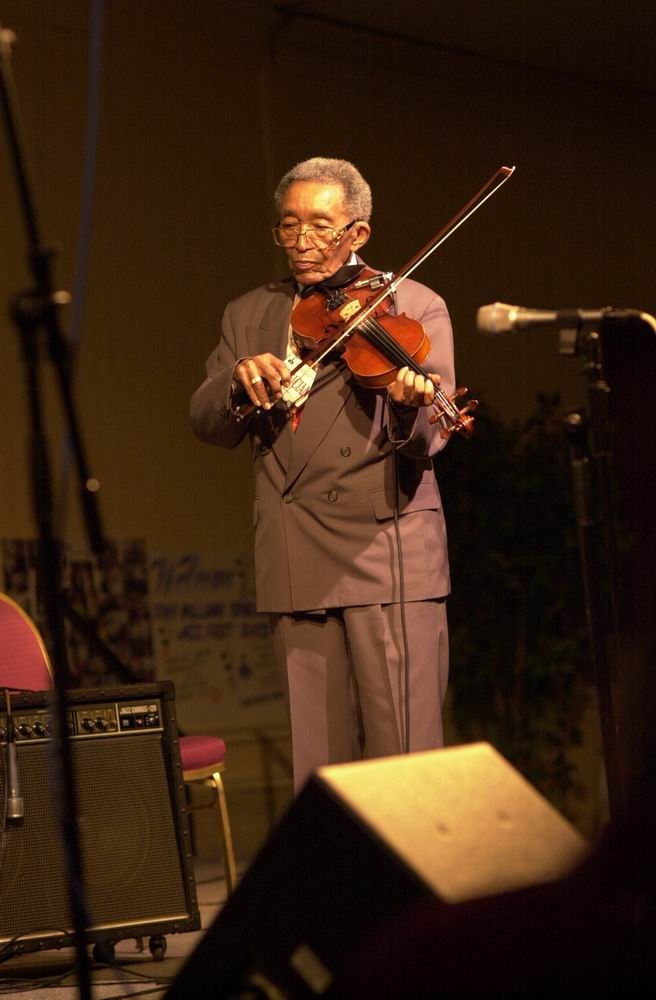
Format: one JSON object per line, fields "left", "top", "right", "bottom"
{"left": 453, "top": 386, "right": 468, "bottom": 399}
{"left": 457, "top": 412, "right": 476, "bottom": 437}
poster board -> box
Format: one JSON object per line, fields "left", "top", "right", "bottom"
{"left": 0, "top": 541, "right": 285, "bottom": 732}
{"left": 148, "top": 551, "right": 285, "bottom": 731}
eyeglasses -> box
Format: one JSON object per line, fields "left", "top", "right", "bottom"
{"left": 272, "top": 219, "right": 357, "bottom": 249}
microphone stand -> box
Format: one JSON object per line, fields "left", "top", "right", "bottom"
{"left": 0, "top": 24, "right": 113, "bottom": 993}
{"left": 559, "top": 317, "right": 624, "bottom": 822}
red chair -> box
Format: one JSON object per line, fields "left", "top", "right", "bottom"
{"left": 0, "top": 592, "right": 52, "bottom": 691}
{"left": 0, "top": 592, "right": 237, "bottom": 895}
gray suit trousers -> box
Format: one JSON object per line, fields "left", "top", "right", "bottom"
{"left": 269, "top": 599, "right": 449, "bottom": 793}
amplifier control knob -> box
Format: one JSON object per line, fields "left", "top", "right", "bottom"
{"left": 17, "top": 723, "right": 32, "bottom": 738}
{"left": 95, "top": 716, "right": 109, "bottom": 731}
{"left": 80, "top": 717, "right": 95, "bottom": 733}
{"left": 32, "top": 721, "right": 47, "bottom": 737}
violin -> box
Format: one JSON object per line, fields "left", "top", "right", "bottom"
{"left": 290, "top": 266, "right": 476, "bottom": 438}
{"left": 235, "top": 165, "right": 515, "bottom": 436}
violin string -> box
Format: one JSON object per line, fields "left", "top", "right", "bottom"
{"left": 357, "top": 315, "right": 461, "bottom": 422}
{"left": 358, "top": 316, "right": 424, "bottom": 374}
{"left": 325, "top": 287, "right": 461, "bottom": 422}
{"left": 301, "top": 314, "right": 461, "bottom": 427}
{"left": 304, "top": 285, "right": 403, "bottom": 368}
{"left": 296, "top": 289, "right": 468, "bottom": 428}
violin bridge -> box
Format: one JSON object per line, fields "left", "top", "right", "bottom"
{"left": 338, "top": 299, "right": 362, "bottom": 321}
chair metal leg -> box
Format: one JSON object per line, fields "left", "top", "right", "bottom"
{"left": 207, "top": 771, "right": 237, "bottom": 895}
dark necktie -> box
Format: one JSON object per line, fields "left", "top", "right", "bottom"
{"left": 297, "top": 263, "right": 366, "bottom": 299}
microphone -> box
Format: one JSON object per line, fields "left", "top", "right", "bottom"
{"left": 476, "top": 302, "right": 640, "bottom": 336}
{"left": 4, "top": 692, "right": 24, "bottom": 821}
{"left": 7, "top": 739, "right": 24, "bottom": 821}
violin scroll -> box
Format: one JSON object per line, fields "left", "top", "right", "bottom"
{"left": 429, "top": 387, "right": 478, "bottom": 438}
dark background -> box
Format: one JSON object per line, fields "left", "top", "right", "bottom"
{"left": 1, "top": 0, "right": 654, "bottom": 839}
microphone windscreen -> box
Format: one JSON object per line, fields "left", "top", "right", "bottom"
{"left": 476, "top": 302, "right": 515, "bottom": 335}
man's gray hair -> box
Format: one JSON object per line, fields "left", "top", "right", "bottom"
{"left": 274, "top": 157, "right": 372, "bottom": 221}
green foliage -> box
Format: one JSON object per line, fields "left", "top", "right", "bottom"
{"left": 437, "top": 394, "right": 591, "bottom": 810}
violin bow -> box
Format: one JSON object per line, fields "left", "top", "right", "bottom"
{"left": 277, "top": 165, "right": 515, "bottom": 414}
{"left": 315, "top": 164, "right": 516, "bottom": 361}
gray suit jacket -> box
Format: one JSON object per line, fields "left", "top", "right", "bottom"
{"left": 190, "top": 271, "right": 456, "bottom": 613}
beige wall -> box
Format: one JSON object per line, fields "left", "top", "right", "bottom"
{"left": 1, "top": 1, "right": 268, "bottom": 550}
{"left": 1, "top": 1, "right": 653, "bottom": 845}
{"left": 2, "top": 0, "right": 654, "bottom": 549}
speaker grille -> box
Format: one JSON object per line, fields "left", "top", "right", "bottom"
{"left": 0, "top": 733, "right": 189, "bottom": 939}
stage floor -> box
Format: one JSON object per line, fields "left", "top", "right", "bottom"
{"left": 0, "top": 859, "right": 229, "bottom": 1000}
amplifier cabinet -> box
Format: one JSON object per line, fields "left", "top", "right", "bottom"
{"left": 0, "top": 682, "right": 200, "bottom": 958}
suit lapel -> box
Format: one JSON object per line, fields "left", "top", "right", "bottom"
{"left": 256, "top": 264, "right": 391, "bottom": 486}
{"left": 281, "top": 257, "right": 382, "bottom": 489}
{"left": 283, "top": 361, "right": 352, "bottom": 492}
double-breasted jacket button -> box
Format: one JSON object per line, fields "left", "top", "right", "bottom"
{"left": 328, "top": 490, "right": 338, "bottom": 502}
{"left": 340, "top": 446, "right": 351, "bottom": 457}
{"left": 282, "top": 494, "right": 294, "bottom": 504}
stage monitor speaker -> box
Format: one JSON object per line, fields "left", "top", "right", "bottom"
{"left": 0, "top": 681, "right": 200, "bottom": 959}
{"left": 165, "top": 742, "right": 588, "bottom": 999}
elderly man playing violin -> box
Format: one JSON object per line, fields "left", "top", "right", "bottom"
{"left": 191, "top": 157, "right": 456, "bottom": 793}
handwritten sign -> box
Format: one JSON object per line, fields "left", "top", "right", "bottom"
{"left": 149, "top": 552, "right": 285, "bottom": 731}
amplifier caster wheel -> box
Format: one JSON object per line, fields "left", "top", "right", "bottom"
{"left": 92, "top": 940, "right": 115, "bottom": 964}
{"left": 149, "top": 935, "right": 167, "bottom": 961}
